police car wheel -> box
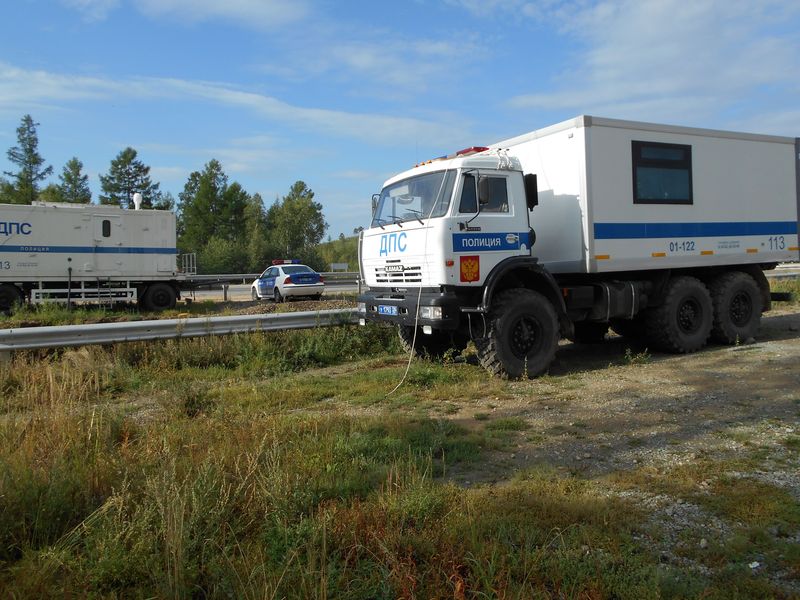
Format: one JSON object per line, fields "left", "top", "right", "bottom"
{"left": 274, "top": 288, "right": 284, "bottom": 303}
{"left": 251, "top": 288, "right": 259, "bottom": 301}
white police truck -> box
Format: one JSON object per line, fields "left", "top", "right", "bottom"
{"left": 0, "top": 200, "right": 194, "bottom": 312}
{"left": 357, "top": 115, "right": 800, "bottom": 378}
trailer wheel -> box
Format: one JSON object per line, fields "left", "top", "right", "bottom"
{"left": 475, "top": 288, "right": 559, "bottom": 379}
{"left": 397, "top": 325, "right": 454, "bottom": 359}
{"left": 142, "top": 283, "right": 177, "bottom": 311}
{"left": 709, "top": 271, "right": 762, "bottom": 344}
{"left": 645, "top": 276, "right": 711, "bottom": 353}
{"left": 0, "top": 284, "right": 24, "bottom": 313}
{"left": 571, "top": 321, "right": 609, "bottom": 344}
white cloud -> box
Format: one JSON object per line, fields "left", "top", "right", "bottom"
{"left": 498, "top": 0, "right": 800, "bottom": 130}
{"left": 62, "top": 0, "right": 120, "bottom": 21}
{"left": 0, "top": 62, "right": 467, "bottom": 147}
{"left": 254, "top": 29, "right": 483, "bottom": 100}
{"left": 134, "top": 0, "right": 309, "bottom": 29}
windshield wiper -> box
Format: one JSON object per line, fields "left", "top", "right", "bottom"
{"left": 387, "top": 215, "right": 404, "bottom": 227}
{"left": 403, "top": 209, "right": 425, "bottom": 225}
{"left": 372, "top": 217, "right": 388, "bottom": 230}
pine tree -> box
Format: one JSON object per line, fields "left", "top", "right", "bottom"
{"left": 98, "top": 147, "right": 159, "bottom": 208}
{"left": 3, "top": 115, "right": 52, "bottom": 204}
{"left": 58, "top": 157, "right": 92, "bottom": 203}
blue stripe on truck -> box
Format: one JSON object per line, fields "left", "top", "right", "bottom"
{"left": 0, "top": 245, "right": 178, "bottom": 254}
{"left": 594, "top": 221, "right": 797, "bottom": 240}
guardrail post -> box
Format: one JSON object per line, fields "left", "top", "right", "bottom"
{"left": 0, "top": 349, "right": 10, "bottom": 364}
{"left": 223, "top": 284, "right": 229, "bottom": 302}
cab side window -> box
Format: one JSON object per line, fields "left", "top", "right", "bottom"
{"left": 481, "top": 177, "right": 509, "bottom": 213}
{"left": 459, "top": 174, "right": 477, "bottom": 213}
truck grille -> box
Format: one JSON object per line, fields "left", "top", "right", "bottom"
{"left": 374, "top": 265, "right": 422, "bottom": 284}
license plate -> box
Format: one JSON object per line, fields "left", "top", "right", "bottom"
{"left": 378, "top": 305, "right": 398, "bottom": 316}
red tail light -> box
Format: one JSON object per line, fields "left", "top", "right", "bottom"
{"left": 284, "top": 277, "right": 292, "bottom": 284}
{"left": 319, "top": 276, "right": 325, "bottom": 283}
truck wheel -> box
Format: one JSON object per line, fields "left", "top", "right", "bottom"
{"left": 142, "top": 283, "right": 177, "bottom": 311}
{"left": 571, "top": 322, "right": 608, "bottom": 344}
{"left": 0, "top": 284, "right": 24, "bottom": 313}
{"left": 274, "top": 288, "right": 284, "bottom": 303}
{"left": 645, "top": 276, "right": 712, "bottom": 353}
{"left": 709, "top": 271, "right": 762, "bottom": 344}
{"left": 397, "top": 325, "right": 453, "bottom": 359}
{"left": 475, "top": 288, "right": 559, "bottom": 379}
{"left": 610, "top": 316, "right": 646, "bottom": 340}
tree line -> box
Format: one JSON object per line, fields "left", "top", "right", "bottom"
{"left": 0, "top": 114, "right": 329, "bottom": 273}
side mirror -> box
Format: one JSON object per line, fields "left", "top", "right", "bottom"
{"left": 371, "top": 194, "right": 380, "bottom": 215}
{"left": 478, "top": 177, "right": 490, "bottom": 205}
{"left": 524, "top": 173, "right": 538, "bottom": 210}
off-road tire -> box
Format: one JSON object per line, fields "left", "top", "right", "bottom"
{"left": 644, "top": 276, "right": 712, "bottom": 353}
{"left": 474, "top": 288, "right": 559, "bottom": 379}
{"left": 397, "top": 325, "right": 454, "bottom": 359}
{"left": 142, "top": 283, "right": 177, "bottom": 311}
{"left": 571, "top": 321, "right": 609, "bottom": 344}
{"left": 273, "top": 288, "right": 284, "bottom": 303}
{"left": 0, "top": 283, "right": 24, "bottom": 313}
{"left": 709, "top": 271, "right": 762, "bottom": 344}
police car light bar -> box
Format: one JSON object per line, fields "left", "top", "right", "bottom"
{"left": 272, "top": 259, "right": 301, "bottom": 265}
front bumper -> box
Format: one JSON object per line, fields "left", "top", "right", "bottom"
{"left": 358, "top": 287, "right": 464, "bottom": 330}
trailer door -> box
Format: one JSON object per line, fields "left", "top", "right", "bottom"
{"left": 93, "top": 215, "right": 123, "bottom": 274}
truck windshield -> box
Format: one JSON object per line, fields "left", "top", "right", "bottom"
{"left": 372, "top": 170, "right": 455, "bottom": 227}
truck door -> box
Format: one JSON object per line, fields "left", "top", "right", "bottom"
{"left": 452, "top": 172, "right": 530, "bottom": 285}
{"left": 93, "top": 215, "right": 123, "bottom": 274}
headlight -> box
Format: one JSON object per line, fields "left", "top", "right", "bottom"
{"left": 357, "top": 302, "right": 366, "bottom": 313}
{"left": 419, "top": 306, "right": 443, "bottom": 320}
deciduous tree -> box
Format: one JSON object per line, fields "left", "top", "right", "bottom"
{"left": 267, "top": 181, "right": 327, "bottom": 259}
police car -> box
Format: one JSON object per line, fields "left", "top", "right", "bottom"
{"left": 251, "top": 260, "right": 325, "bottom": 302}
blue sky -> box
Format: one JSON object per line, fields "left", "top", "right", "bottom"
{"left": 1, "top": 0, "right": 798, "bottom": 238}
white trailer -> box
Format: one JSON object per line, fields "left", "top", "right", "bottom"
{"left": 0, "top": 202, "right": 195, "bottom": 311}
{"left": 358, "top": 115, "right": 800, "bottom": 378}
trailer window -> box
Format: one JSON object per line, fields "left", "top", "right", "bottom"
{"left": 102, "top": 219, "right": 111, "bottom": 237}
{"left": 632, "top": 141, "right": 693, "bottom": 205}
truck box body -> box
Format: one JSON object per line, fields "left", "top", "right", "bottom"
{"left": 493, "top": 116, "right": 799, "bottom": 274}
{"left": 0, "top": 202, "right": 180, "bottom": 283}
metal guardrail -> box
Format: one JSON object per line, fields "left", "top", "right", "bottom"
{"left": 0, "top": 309, "right": 359, "bottom": 353}
{"left": 190, "top": 272, "right": 359, "bottom": 281}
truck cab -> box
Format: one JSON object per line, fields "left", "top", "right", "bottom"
{"left": 360, "top": 148, "right": 535, "bottom": 317}
{"left": 358, "top": 147, "right": 566, "bottom": 375}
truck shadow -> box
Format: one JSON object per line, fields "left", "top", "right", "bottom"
{"left": 547, "top": 310, "right": 800, "bottom": 377}
{"left": 447, "top": 309, "right": 800, "bottom": 485}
